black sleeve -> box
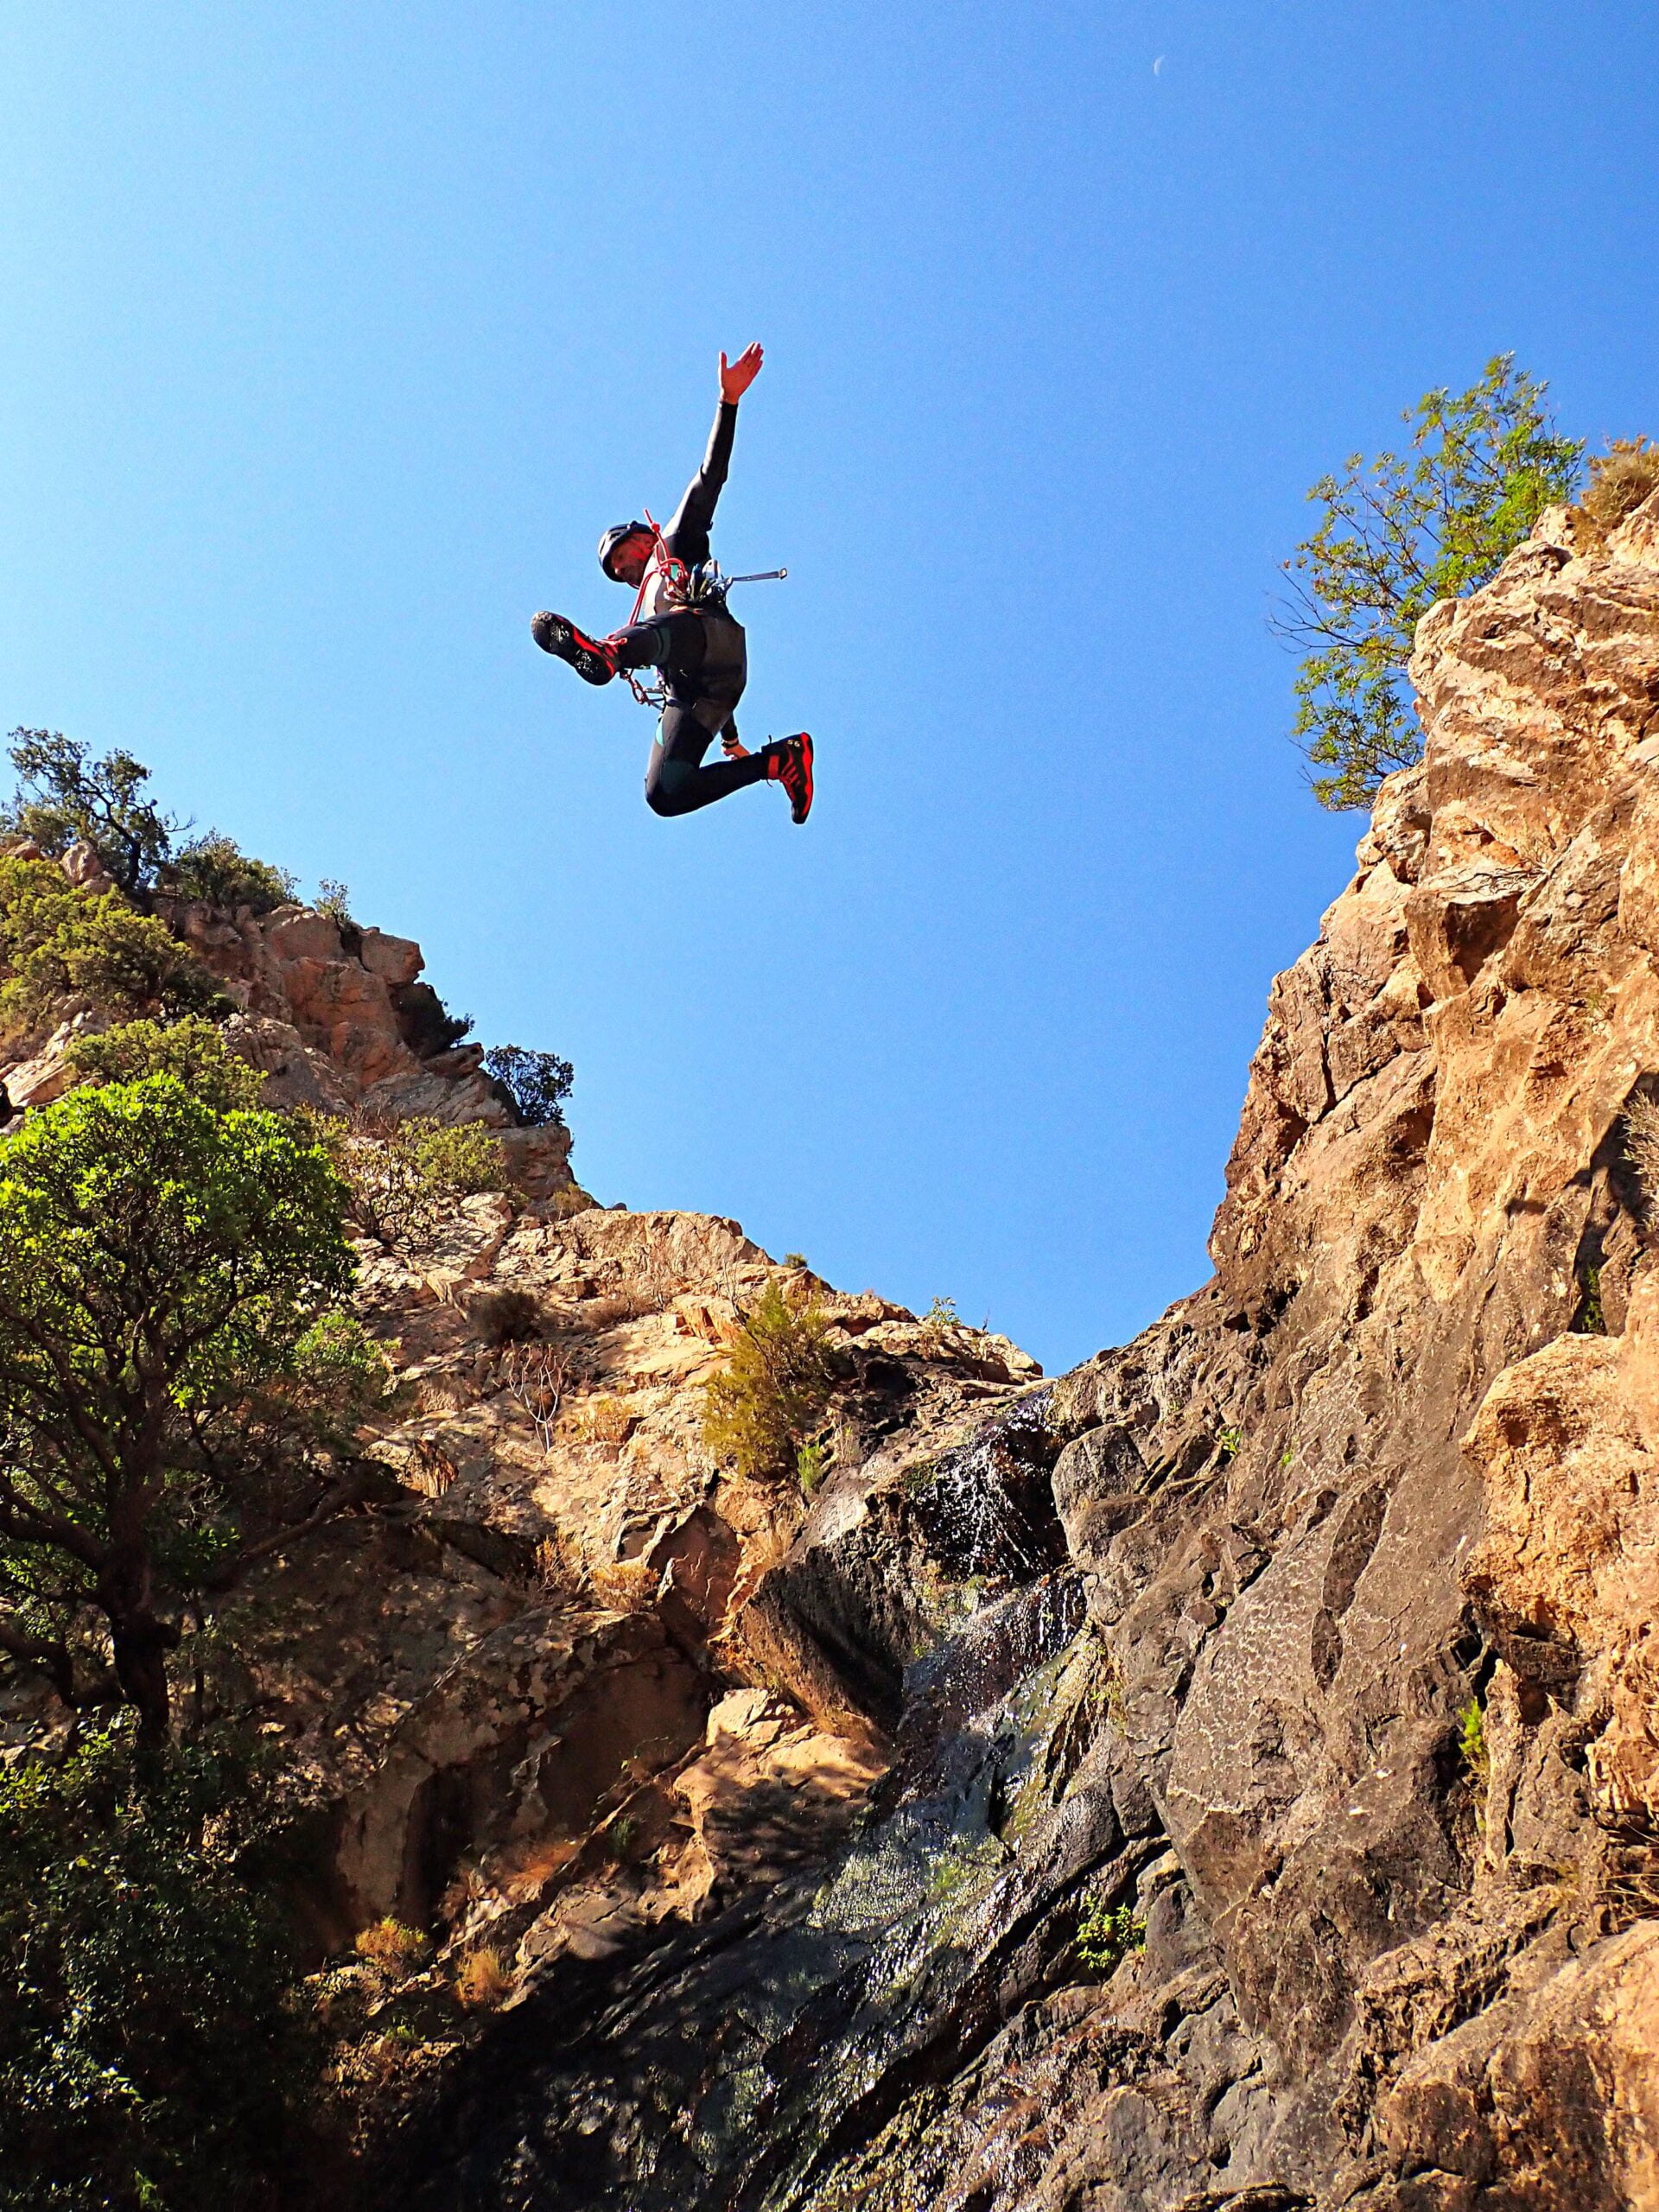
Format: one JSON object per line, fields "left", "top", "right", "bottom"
{"left": 663, "top": 398, "right": 737, "bottom": 567}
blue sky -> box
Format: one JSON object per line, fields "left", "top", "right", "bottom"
{"left": 2, "top": 3, "right": 1656, "bottom": 1371}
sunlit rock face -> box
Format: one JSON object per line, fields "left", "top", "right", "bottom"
{"left": 377, "top": 489, "right": 1659, "bottom": 2212}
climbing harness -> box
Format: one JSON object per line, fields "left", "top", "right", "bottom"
{"left": 619, "top": 510, "right": 788, "bottom": 711}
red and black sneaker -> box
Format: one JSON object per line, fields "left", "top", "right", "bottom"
{"left": 767, "top": 733, "right": 814, "bottom": 823}
{"left": 531, "top": 611, "right": 616, "bottom": 686}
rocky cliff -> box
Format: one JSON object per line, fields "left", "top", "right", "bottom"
{"left": 360, "top": 491, "right": 1659, "bottom": 2211}
{"left": 12, "top": 488, "right": 1656, "bottom": 2209}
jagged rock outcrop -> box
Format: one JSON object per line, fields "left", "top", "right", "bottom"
{"left": 382, "top": 491, "right": 1659, "bottom": 2212}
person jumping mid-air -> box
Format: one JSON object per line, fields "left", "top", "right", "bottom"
{"left": 531, "top": 342, "right": 814, "bottom": 823}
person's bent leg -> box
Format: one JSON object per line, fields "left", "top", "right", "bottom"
{"left": 607, "top": 611, "right": 705, "bottom": 676}
{"left": 645, "top": 707, "right": 774, "bottom": 817}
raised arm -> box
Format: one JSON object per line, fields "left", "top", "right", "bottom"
{"left": 664, "top": 344, "right": 763, "bottom": 565}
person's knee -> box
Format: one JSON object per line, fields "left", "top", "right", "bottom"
{"left": 645, "top": 765, "right": 696, "bottom": 817}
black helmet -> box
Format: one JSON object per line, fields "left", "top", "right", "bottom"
{"left": 599, "top": 521, "right": 652, "bottom": 581}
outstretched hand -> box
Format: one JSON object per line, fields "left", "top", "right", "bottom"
{"left": 720, "top": 343, "right": 764, "bottom": 403}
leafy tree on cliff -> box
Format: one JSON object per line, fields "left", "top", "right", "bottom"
{"left": 1276, "top": 355, "right": 1584, "bottom": 810}
{"left": 0, "top": 728, "right": 295, "bottom": 914}
{"left": 0, "top": 730, "right": 182, "bottom": 896}
{"left": 0, "top": 1076, "right": 388, "bottom": 1748}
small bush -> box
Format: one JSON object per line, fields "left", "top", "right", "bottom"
{"left": 394, "top": 980, "right": 474, "bottom": 1057}
{"left": 702, "top": 1277, "right": 836, "bottom": 1484}
{"left": 1075, "top": 1898, "right": 1147, "bottom": 1974}
{"left": 315, "top": 877, "right": 353, "bottom": 925}
{"left": 354, "top": 1916, "right": 429, "bottom": 1984}
{"left": 796, "top": 1439, "right": 830, "bottom": 1495}
{"left": 454, "top": 1945, "right": 511, "bottom": 2011}
{"left": 571, "top": 1391, "right": 633, "bottom": 1447}
{"left": 473, "top": 1284, "right": 544, "bottom": 1344}
{"left": 1459, "top": 1696, "right": 1490, "bottom": 1786}
{"left": 67, "top": 1013, "right": 266, "bottom": 1111}
{"left": 416, "top": 1120, "right": 509, "bottom": 1198}
{"left": 168, "top": 831, "right": 297, "bottom": 914}
{"left": 484, "top": 1043, "right": 574, "bottom": 1128}
{"left": 308, "top": 1109, "right": 512, "bottom": 1247}
{"left": 1584, "top": 436, "right": 1659, "bottom": 528}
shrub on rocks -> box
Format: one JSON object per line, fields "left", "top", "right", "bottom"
{"left": 0, "top": 855, "right": 225, "bottom": 1032}
{"left": 0, "top": 728, "right": 181, "bottom": 896}
{"left": 483, "top": 1043, "right": 573, "bottom": 1128}
{"left": 702, "top": 1277, "right": 836, "bottom": 1484}
{"left": 66, "top": 1014, "right": 267, "bottom": 1110}
{"left": 1584, "top": 436, "right": 1659, "bottom": 529}
{"left": 166, "top": 830, "right": 297, "bottom": 915}
{"left": 308, "top": 1109, "right": 514, "bottom": 1249}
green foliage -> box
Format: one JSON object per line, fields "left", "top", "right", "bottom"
{"left": 1277, "top": 357, "right": 1584, "bottom": 810}
{"left": 1584, "top": 436, "right": 1659, "bottom": 530}
{"left": 66, "top": 1014, "right": 266, "bottom": 1111}
{"left": 0, "top": 730, "right": 181, "bottom": 896}
{"left": 416, "top": 1119, "right": 509, "bottom": 1198}
{"left": 0, "top": 1723, "right": 321, "bottom": 2211}
{"left": 315, "top": 877, "right": 353, "bottom": 925}
{"left": 394, "top": 980, "right": 474, "bottom": 1058}
{"left": 0, "top": 855, "right": 225, "bottom": 1032}
{"left": 0, "top": 1077, "right": 358, "bottom": 1744}
{"left": 483, "top": 1043, "right": 574, "bottom": 1128}
{"left": 796, "top": 1438, "right": 830, "bottom": 1495}
{"left": 702, "top": 1277, "right": 836, "bottom": 1484}
{"left": 1075, "top": 1897, "right": 1147, "bottom": 1974}
{"left": 308, "top": 1110, "right": 512, "bottom": 1248}
{"left": 1217, "top": 1426, "right": 1243, "bottom": 1463}
{"left": 1459, "top": 1696, "right": 1490, "bottom": 1786}
{"left": 166, "top": 831, "right": 296, "bottom": 916}
{"left": 1573, "top": 1262, "right": 1606, "bottom": 1337}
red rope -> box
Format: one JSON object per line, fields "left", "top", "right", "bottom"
{"left": 620, "top": 509, "right": 688, "bottom": 709}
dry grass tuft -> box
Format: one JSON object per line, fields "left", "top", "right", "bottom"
{"left": 567, "top": 1390, "right": 634, "bottom": 1448}
{"left": 454, "top": 1945, "right": 512, "bottom": 2011}
{"left": 1585, "top": 438, "right": 1659, "bottom": 529}
{"left": 472, "top": 1284, "right": 545, "bottom": 1344}
{"left": 353, "top": 1917, "right": 429, "bottom": 1983}
{"left": 1623, "top": 1091, "right": 1659, "bottom": 1217}
{"left": 588, "top": 1556, "right": 656, "bottom": 1613}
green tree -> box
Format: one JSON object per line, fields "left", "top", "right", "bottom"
{"left": 484, "top": 1043, "right": 574, "bottom": 1128}
{"left": 0, "top": 730, "right": 182, "bottom": 897}
{"left": 0, "top": 1723, "right": 323, "bottom": 2210}
{"left": 0, "top": 1077, "right": 372, "bottom": 1748}
{"left": 1276, "top": 355, "right": 1584, "bottom": 810}
{"left": 0, "top": 855, "right": 225, "bottom": 1032}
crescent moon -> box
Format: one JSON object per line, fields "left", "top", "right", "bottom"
{"left": 1153, "top": 54, "right": 1165, "bottom": 73}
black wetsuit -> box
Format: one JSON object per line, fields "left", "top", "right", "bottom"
{"left": 606, "top": 399, "right": 776, "bottom": 817}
